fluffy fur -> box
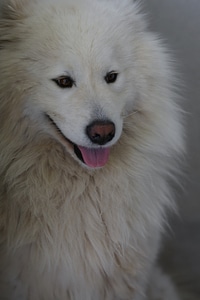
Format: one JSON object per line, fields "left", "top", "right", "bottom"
{"left": 0, "top": 0, "right": 184, "bottom": 299}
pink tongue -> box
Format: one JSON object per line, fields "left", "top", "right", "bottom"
{"left": 78, "top": 146, "right": 110, "bottom": 168}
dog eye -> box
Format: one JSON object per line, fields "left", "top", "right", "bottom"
{"left": 53, "top": 76, "right": 75, "bottom": 88}
{"left": 105, "top": 71, "right": 118, "bottom": 84}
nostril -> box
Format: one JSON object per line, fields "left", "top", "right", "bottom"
{"left": 86, "top": 120, "right": 115, "bottom": 145}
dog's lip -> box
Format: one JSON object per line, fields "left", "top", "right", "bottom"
{"left": 45, "top": 113, "right": 75, "bottom": 146}
{"left": 45, "top": 114, "right": 83, "bottom": 160}
{"left": 45, "top": 114, "right": 110, "bottom": 168}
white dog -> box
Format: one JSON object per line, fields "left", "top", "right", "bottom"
{"left": 0, "top": 0, "right": 184, "bottom": 299}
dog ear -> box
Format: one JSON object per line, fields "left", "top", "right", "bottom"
{"left": 0, "top": 0, "right": 28, "bottom": 20}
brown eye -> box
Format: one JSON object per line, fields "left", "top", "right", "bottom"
{"left": 53, "top": 76, "right": 75, "bottom": 88}
{"left": 105, "top": 71, "right": 118, "bottom": 84}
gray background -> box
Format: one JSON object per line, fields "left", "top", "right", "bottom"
{"left": 141, "top": 0, "right": 200, "bottom": 299}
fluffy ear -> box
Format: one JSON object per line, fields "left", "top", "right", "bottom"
{"left": 0, "top": 0, "right": 28, "bottom": 20}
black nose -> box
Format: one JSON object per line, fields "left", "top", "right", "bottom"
{"left": 86, "top": 120, "right": 115, "bottom": 145}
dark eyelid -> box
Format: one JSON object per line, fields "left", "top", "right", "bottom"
{"left": 105, "top": 71, "right": 118, "bottom": 84}
{"left": 52, "top": 75, "right": 76, "bottom": 88}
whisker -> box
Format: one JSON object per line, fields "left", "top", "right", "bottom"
{"left": 122, "top": 109, "right": 142, "bottom": 119}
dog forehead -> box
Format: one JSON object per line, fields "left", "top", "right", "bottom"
{"left": 24, "top": 11, "right": 122, "bottom": 69}
{"left": 26, "top": 0, "right": 129, "bottom": 47}
{"left": 13, "top": 0, "right": 137, "bottom": 77}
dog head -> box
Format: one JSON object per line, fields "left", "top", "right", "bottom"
{"left": 0, "top": 0, "right": 183, "bottom": 169}
{"left": 0, "top": 0, "right": 145, "bottom": 168}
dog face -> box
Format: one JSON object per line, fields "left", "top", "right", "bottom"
{"left": 0, "top": 0, "right": 147, "bottom": 168}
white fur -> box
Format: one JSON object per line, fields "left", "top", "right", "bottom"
{"left": 0, "top": 0, "right": 183, "bottom": 299}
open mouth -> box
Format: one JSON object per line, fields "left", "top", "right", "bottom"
{"left": 46, "top": 114, "right": 110, "bottom": 168}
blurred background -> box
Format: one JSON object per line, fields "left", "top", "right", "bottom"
{"left": 141, "top": 0, "right": 200, "bottom": 299}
